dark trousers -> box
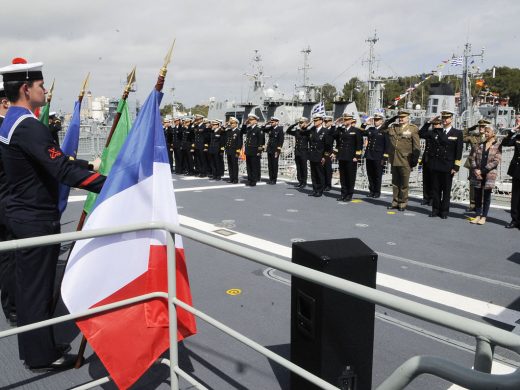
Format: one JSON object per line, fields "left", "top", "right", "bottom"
{"left": 194, "top": 149, "right": 207, "bottom": 175}
{"left": 422, "top": 161, "right": 433, "bottom": 202}
{"left": 209, "top": 153, "right": 224, "bottom": 179}
{"left": 267, "top": 153, "right": 279, "bottom": 183}
{"left": 0, "top": 208, "right": 15, "bottom": 320}
{"left": 246, "top": 155, "right": 260, "bottom": 184}
{"left": 475, "top": 184, "right": 492, "bottom": 217}
{"left": 8, "top": 218, "right": 61, "bottom": 367}
{"left": 431, "top": 170, "right": 454, "bottom": 217}
{"left": 167, "top": 149, "right": 174, "bottom": 172}
{"left": 181, "top": 149, "right": 194, "bottom": 174}
{"left": 227, "top": 154, "right": 239, "bottom": 182}
{"left": 324, "top": 158, "right": 332, "bottom": 187}
{"left": 338, "top": 160, "right": 357, "bottom": 196}
{"left": 366, "top": 159, "right": 383, "bottom": 195}
{"left": 173, "top": 147, "right": 183, "bottom": 174}
{"left": 511, "top": 177, "right": 520, "bottom": 225}
{"left": 310, "top": 161, "right": 325, "bottom": 194}
{"left": 295, "top": 155, "right": 308, "bottom": 185}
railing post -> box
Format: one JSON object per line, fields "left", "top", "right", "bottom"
{"left": 166, "top": 232, "right": 179, "bottom": 389}
{"left": 474, "top": 336, "right": 494, "bottom": 373}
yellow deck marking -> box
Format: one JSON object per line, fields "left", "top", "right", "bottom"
{"left": 226, "top": 288, "right": 242, "bottom": 296}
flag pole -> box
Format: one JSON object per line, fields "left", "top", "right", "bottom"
{"left": 78, "top": 73, "right": 90, "bottom": 104}
{"left": 47, "top": 79, "right": 55, "bottom": 104}
{"left": 74, "top": 45, "right": 175, "bottom": 367}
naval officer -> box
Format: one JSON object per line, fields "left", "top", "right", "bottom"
{"left": 425, "top": 110, "right": 463, "bottom": 219}
{"left": 224, "top": 117, "right": 243, "bottom": 184}
{"left": 262, "top": 116, "right": 285, "bottom": 184}
{"left": 0, "top": 58, "right": 106, "bottom": 370}
{"left": 364, "top": 113, "right": 390, "bottom": 198}
{"left": 286, "top": 117, "right": 309, "bottom": 188}
{"left": 241, "top": 113, "right": 265, "bottom": 186}
{"left": 386, "top": 110, "right": 421, "bottom": 211}
{"left": 501, "top": 123, "right": 520, "bottom": 229}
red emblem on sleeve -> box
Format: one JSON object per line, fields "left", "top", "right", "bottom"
{"left": 48, "top": 146, "right": 63, "bottom": 159}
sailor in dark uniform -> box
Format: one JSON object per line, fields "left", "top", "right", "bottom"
{"left": 162, "top": 118, "right": 174, "bottom": 172}
{"left": 331, "top": 113, "right": 363, "bottom": 201}
{"left": 424, "top": 110, "right": 463, "bottom": 219}
{"left": 322, "top": 115, "right": 335, "bottom": 191}
{"left": 0, "top": 82, "right": 16, "bottom": 327}
{"left": 172, "top": 117, "right": 184, "bottom": 174}
{"left": 418, "top": 116, "right": 442, "bottom": 205}
{"left": 192, "top": 114, "right": 208, "bottom": 177}
{"left": 364, "top": 113, "right": 390, "bottom": 198}
{"left": 207, "top": 119, "right": 225, "bottom": 180}
{"left": 48, "top": 112, "right": 61, "bottom": 146}
{"left": 501, "top": 124, "right": 520, "bottom": 229}
{"left": 225, "top": 117, "right": 242, "bottom": 184}
{"left": 180, "top": 116, "right": 195, "bottom": 175}
{"left": 262, "top": 116, "right": 284, "bottom": 184}
{"left": 286, "top": 117, "right": 309, "bottom": 188}
{"left": 240, "top": 113, "right": 265, "bottom": 186}
{"left": 0, "top": 59, "right": 106, "bottom": 370}
{"left": 300, "top": 114, "right": 333, "bottom": 197}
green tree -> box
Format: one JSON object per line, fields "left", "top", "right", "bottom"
{"left": 481, "top": 67, "right": 520, "bottom": 109}
{"left": 341, "top": 77, "right": 366, "bottom": 110}
{"left": 318, "top": 83, "right": 337, "bottom": 111}
{"left": 189, "top": 104, "right": 209, "bottom": 117}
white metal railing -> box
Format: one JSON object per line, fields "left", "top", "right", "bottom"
{"left": 1, "top": 221, "right": 520, "bottom": 389}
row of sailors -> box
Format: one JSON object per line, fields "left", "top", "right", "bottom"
{"left": 163, "top": 110, "right": 520, "bottom": 228}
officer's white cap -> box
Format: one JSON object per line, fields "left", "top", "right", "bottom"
{"left": 248, "top": 113, "right": 259, "bottom": 120}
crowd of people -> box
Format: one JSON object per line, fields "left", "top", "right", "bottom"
{"left": 163, "top": 110, "right": 520, "bottom": 227}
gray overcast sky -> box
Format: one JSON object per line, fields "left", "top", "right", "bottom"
{"left": 2, "top": 0, "right": 519, "bottom": 113}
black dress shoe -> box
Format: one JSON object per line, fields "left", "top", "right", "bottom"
{"left": 367, "top": 193, "right": 374, "bottom": 197}
{"left": 215, "top": 177, "right": 221, "bottom": 181}
{"left": 308, "top": 192, "right": 317, "bottom": 196}
{"left": 337, "top": 196, "right": 346, "bottom": 201}
{"left": 27, "top": 354, "right": 78, "bottom": 372}
{"left": 233, "top": 180, "right": 239, "bottom": 184}
{"left": 440, "top": 215, "right": 448, "bottom": 219}
{"left": 313, "top": 192, "right": 323, "bottom": 197}
{"left": 373, "top": 193, "right": 381, "bottom": 198}
{"left": 323, "top": 186, "right": 331, "bottom": 192}
{"left": 345, "top": 195, "right": 353, "bottom": 202}
{"left": 429, "top": 213, "right": 438, "bottom": 218}
{"left": 7, "top": 312, "right": 17, "bottom": 327}
{"left": 505, "top": 222, "right": 517, "bottom": 229}
{"left": 387, "top": 205, "right": 398, "bottom": 210}
{"left": 298, "top": 183, "right": 306, "bottom": 188}
{"left": 420, "top": 200, "right": 430, "bottom": 205}
{"left": 398, "top": 207, "right": 406, "bottom": 212}
{"left": 466, "top": 206, "right": 476, "bottom": 212}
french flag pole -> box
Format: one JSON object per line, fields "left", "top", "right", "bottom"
{"left": 61, "top": 41, "right": 196, "bottom": 390}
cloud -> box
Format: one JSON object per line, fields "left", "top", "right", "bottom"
{"left": 1, "top": 0, "right": 518, "bottom": 113}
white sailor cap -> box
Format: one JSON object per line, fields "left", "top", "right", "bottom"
{"left": 49, "top": 111, "right": 57, "bottom": 117}
{"left": 373, "top": 113, "right": 384, "bottom": 119}
{"left": 270, "top": 116, "right": 280, "bottom": 122}
{"left": 182, "top": 116, "right": 193, "bottom": 121}
{"left": 194, "top": 114, "right": 204, "bottom": 119}
{"left": 323, "top": 115, "right": 334, "bottom": 121}
{"left": 228, "top": 117, "right": 239, "bottom": 123}
{"left": 298, "top": 117, "right": 309, "bottom": 122}
{"left": 312, "top": 114, "right": 323, "bottom": 120}
{"left": 248, "top": 113, "right": 259, "bottom": 120}
{"left": 0, "top": 58, "right": 44, "bottom": 82}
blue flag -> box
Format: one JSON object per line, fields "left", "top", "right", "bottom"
{"left": 58, "top": 100, "right": 81, "bottom": 215}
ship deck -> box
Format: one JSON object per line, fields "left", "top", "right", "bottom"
{"left": 1, "top": 174, "right": 519, "bottom": 389}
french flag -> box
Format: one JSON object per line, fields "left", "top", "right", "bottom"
{"left": 61, "top": 89, "right": 196, "bottom": 389}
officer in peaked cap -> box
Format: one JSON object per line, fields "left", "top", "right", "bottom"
{"left": 180, "top": 116, "right": 195, "bottom": 175}
{"left": 192, "top": 114, "right": 209, "bottom": 177}
{"left": 286, "top": 116, "right": 310, "bottom": 188}
{"left": 207, "top": 119, "right": 225, "bottom": 180}
{"left": 172, "top": 116, "right": 184, "bottom": 174}
{"left": 419, "top": 116, "right": 442, "bottom": 206}
{"left": 262, "top": 116, "right": 284, "bottom": 184}
{"left": 0, "top": 58, "right": 106, "bottom": 370}
{"left": 162, "top": 118, "right": 174, "bottom": 172}
{"left": 424, "top": 110, "right": 463, "bottom": 219}
{"left": 386, "top": 109, "right": 420, "bottom": 211}
{"left": 240, "top": 112, "right": 265, "bottom": 186}
{"left": 331, "top": 112, "right": 363, "bottom": 201}
{"left": 364, "top": 112, "right": 390, "bottom": 198}
{"left": 300, "top": 114, "right": 333, "bottom": 196}
{"left": 501, "top": 122, "right": 520, "bottom": 229}
{"left": 224, "top": 117, "right": 242, "bottom": 184}
{"left": 0, "top": 81, "right": 16, "bottom": 328}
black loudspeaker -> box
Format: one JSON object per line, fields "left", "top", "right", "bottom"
{"left": 290, "top": 238, "right": 377, "bottom": 390}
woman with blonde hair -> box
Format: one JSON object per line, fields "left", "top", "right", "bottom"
{"left": 469, "top": 124, "right": 502, "bottom": 225}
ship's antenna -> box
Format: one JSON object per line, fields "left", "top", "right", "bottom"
{"left": 459, "top": 42, "right": 484, "bottom": 128}
{"left": 298, "top": 46, "right": 312, "bottom": 101}
{"left": 362, "top": 30, "right": 384, "bottom": 115}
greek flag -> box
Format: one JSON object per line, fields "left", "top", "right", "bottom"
{"left": 311, "top": 101, "right": 325, "bottom": 116}
{"left": 450, "top": 56, "right": 463, "bottom": 66}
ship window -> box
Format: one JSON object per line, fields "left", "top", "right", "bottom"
{"left": 433, "top": 98, "right": 439, "bottom": 105}
{"left": 432, "top": 107, "right": 437, "bottom": 113}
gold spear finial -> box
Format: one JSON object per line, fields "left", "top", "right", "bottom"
{"left": 125, "top": 66, "right": 137, "bottom": 94}
{"left": 47, "top": 79, "right": 55, "bottom": 102}
{"left": 79, "top": 72, "right": 90, "bottom": 98}
{"left": 159, "top": 39, "right": 176, "bottom": 78}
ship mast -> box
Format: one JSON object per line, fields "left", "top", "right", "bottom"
{"left": 459, "top": 42, "right": 484, "bottom": 128}
{"left": 298, "top": 46, "right": 314, "bottom": 102}
{"left": 363, "top": 31, "right": 384, "bottom": 115}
